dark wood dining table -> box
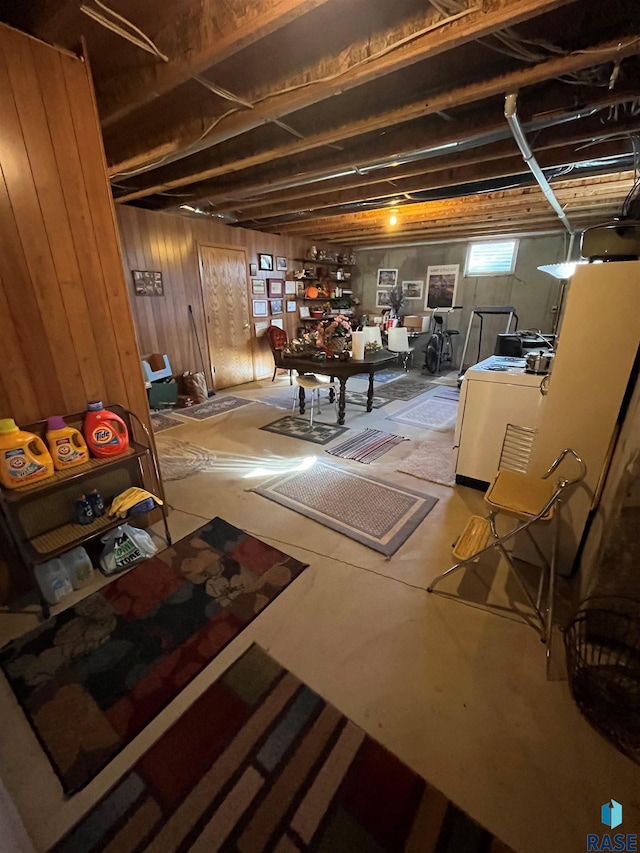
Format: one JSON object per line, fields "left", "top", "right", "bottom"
{"left": 282, "top": 350, "right": 398, "bottom": 425}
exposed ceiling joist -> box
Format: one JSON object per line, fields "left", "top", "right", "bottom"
{"left": 106, "top": 0, "right": 581, "bottom": 176}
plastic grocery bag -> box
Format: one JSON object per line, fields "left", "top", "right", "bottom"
{"left": 99, "top": 524, "right": 157, "bottom": 575}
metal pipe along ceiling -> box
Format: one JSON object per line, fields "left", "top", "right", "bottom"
{"left": 504, "top": 92, "right": 574, "bottom": 237}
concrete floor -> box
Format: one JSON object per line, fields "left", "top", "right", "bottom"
{"left": 0, "top": 373, "right": 639, "bottom": 852}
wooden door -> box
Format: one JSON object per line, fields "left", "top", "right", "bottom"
{"left": 199, "top": 244, "right": 254, "bottom": 389}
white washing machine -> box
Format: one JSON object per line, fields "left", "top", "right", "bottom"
{"left": 454, "top": 356, "right": 546, "bottom": 488}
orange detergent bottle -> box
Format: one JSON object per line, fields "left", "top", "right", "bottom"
{"left": 0, "top": 419, "right": 54, "bottom": 489}
{"left": 84, "top": 401, "right": 129, "bottom": 458}
{"left": 46, "top": 416, "right": 90, "bottom": 470}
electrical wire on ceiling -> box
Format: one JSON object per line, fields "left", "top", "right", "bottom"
{"left": 80, "top": 0, "right": 168, "bottom": 61}
{"left": 109, "top": 1, "right": 479, "bottom": 181}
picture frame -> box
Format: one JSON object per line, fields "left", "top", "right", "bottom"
{"left": 252, "top": 300, "right": 268, "bottom": 317}
{"left": 251, "top": 278, "right": 266, "bottom": 295}
{"left": 299, "top": 306, "right": 311, "bottom": 319}
{"left": 132, "top": 269, "right": 164, "bottom": 296}
{"left": 377, "top": 268, "right": 398, "bottom": 288}
{"left": 376, "top": 289, "right": 392, "bottom": 309}
{"left": 259, "top": 253, "right": 273, "bottom": 271}
{"left": 249, "top": 263, "right": 258, "bottom": 276}
{"left": 267, "top": 278, "right": 284, "bottom": 297}
{"left": 286, "top": 301, "right": 297, "bottom": 313}
{"left": 402, "top": 280, "right": 424, "bottom": 300}
{"left": 270, "top": 318, "right": 284, "bottom": 330}
{"left": 425, "top": 264, "right": 460, "bottom": 309}
{"left": 285, "top": 281, "right": 297, "bottom": 295}
{"left": 270, "top": 299, "right": 283, "bottom": 315}
{"left": 254, "top": 321, "right": 269, "bottom": 337}
{"left": 276, "top": 256, "right": 288, "bottom": 271}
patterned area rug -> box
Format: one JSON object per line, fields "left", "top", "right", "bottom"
{"left": 377, "top": 378, "right": 438, "bottom": 401}
{"left": 0, "top": 519, "right": 307, "bottom": 794}
{"left": 150, "top": 411, "right": 183, "bottom": 433}
{"left": 253, "top": 459, "right": 437, "bottom": 555}
{"left": 387, "top": 396, "right": 458, "bottom": 431}
{"left": 260, "top": 416, "right": 348, "bottom": 446}
{"left": 177, "top": 395, "right": 254, "bottom": 420}
{"left": 327, "top": 428, "right": 408, "bottom": 464}
{"left": 156, "top": 436, "right": 218, "bottom": 481}
{"left": 343, "top": 390, "right": 390, "bottom": 408}
{"left": 398, "top": 434, "right": 456, "bottom": 487}
{"left": 352, "top": 368, "right": 403, "bottom": 383}
{"left": 51, "top": 644, "right": 513, "bottom": 853}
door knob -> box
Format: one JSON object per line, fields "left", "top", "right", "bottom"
{"left": 243, "top": 323, "right": 250, "bottom": 329}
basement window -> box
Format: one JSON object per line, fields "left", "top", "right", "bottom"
{"left": 465, "top": 240, "right": 518, "bottom": 276}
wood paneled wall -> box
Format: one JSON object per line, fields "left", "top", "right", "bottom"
{"left": 117, "top": 206, "right": 339, "bottom": 386}
{"left": 0, "top": 24, "right": 150, "bottom": 429}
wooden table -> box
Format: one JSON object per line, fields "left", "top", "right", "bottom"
{"left": 283, "top": 351, "right": 398, "bottom": 425}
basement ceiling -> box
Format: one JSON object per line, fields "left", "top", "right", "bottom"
{"left": 3, "top": 0, "right": 639, "bottom": 246}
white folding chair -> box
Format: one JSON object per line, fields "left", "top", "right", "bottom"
{"left": 292, "top": 375, "right": 337, "bottom": 426}
{"left": 387, "top": 327, "right": 415, "bottom": 371}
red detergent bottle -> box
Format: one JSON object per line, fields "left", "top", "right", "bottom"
{"left": 84, "top": 401, "right": 129, "bottom": 458}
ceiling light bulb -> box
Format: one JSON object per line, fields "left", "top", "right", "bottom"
{"left": 389, "top": 214, "right": 398, "bottom": 226}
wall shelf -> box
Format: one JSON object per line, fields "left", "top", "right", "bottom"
{"left": 294, "top": 258, "right": 355, "bottom": 267}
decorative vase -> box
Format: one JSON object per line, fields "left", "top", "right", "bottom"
{"left": 325, "top": 336, "right": 348, "bottom": 354}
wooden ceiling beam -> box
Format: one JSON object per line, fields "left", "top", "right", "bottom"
{"left": 107, "top": 0, "right": 581, "bottom": 177}
{"left": 113, "top": 33, "right": 638, "bottom": 200}
{"left": 98, "top": 0, "right": 335, "bottom": 129}
{"left": 233, "top": 135, "right": 634, "bottom": 225}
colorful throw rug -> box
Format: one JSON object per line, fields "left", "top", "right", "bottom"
{"left": 343, "top": 390, "right": 390, "bottom": 408}
{"left": 51, "top": 644, "right": 513, "bottom": 853}
{"left": 150, "top": 411, "right": 184, "bottom": 433}
{"left": 253, "top": 459, "right": 437, "bottom": 556}
{"left": 376, "top": 377, "right": 438, "bottom": 401}
{"left": 387, "top": 396, "right": 458, "bottom": 431}
{"left": 0, "top": 520, "right": 307, "bottom": 794}
{"left": 260, "top": 416, "right": 348, "bottom": 446}
{"left": 326, "top": 428, "right": 408, "bottom": 464}
{"left": 177, "top": 396, "right": 254, "bottom": 420}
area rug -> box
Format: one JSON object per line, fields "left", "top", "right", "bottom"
{"left": 343, "top": 389, "right": 390, "bottom": 408}
{"left": 327, "top": 428, "right": 408, "bottom": 464}
{"left": 260, "top": 416, "right": 348, "bottom": 446}
{"left": 51, "top": 644, "right": 512, "bottom": 853}
{"left": 352, "top": 368, "right": 403, "bottom": 383}
{"left": 0, "top": 519, "right": 308, "bottom": 795}
{"left": 257, "top": 390, "right": 302, "bottom": 411}
{"left": 156, "top": 436, "right": 218, "bottom": 481}
{"left": 253, "top": 459, "right": 437, "bottom": 555}
{"left": 177, "top": 395, "right": 254, "bottom": 420}
{"left": 150, "top": 411, "right": 183, "bottom": 433}
{"left": 387, "top": 396, "right": 458, "bottom": 431}
{"left": 397, "top": 434, "right": 456, "bottom": 487}
{"left": 377, "top": 377, "right": 438, "bottom": 401}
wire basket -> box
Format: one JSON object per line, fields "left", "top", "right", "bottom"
{"left": 565, "top": 596, "right": 640, "bottom": 763}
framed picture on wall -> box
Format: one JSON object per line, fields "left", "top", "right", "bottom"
{"left": 254, "top": 321, "right": 269, "bottom": 336}
{"left": 376, "top": 269, "right": 398, "bottom": 288}
{"left": 299, "top": 306, "right": 311, "bottom": 319}
{"left": 270, "top": 318, "right": 284, "bottom": 330}
{"left": 402, "top": 280, "right": 424, "bottom": 299}
{"left": 285, "top": 281, "right": 296, "bottom": 295}
{"left": 132, "top": 270, "right": 164, "bottom": 296}
{"left": 425, "top": 264, "right": 459, "bottom": 309}
{"left": 251, "top": 278, "right": 266, "bottom": 295}
{"left": 376, "top": 289, "right": 392, "bottom": 308}
{"left": 270, "top": 299, "right": 283, "bottom": 315}
{"left": 249, "top": 263, "right": 258, "bottom": 276}
{"left": 286, "top": 301, "right": 297, "bottom": 313}
{"left": 252, "top": 300, "right": 268, "bottom": 317}
{"left": 259, "top": 253, "right": 273, "bottom": 271}
{"left": 267, "top": 278, "right": 284, "bottom": 297}
{"left": 276, "top": 256, "right": 287, "bottom": 271}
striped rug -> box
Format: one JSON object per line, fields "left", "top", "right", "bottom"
{"left": 51, "top": 644, "right": 513, "bottom": 853}
{"left": 326, "top": 428, "right": 409, "bottom": 464}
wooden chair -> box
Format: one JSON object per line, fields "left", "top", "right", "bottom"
{"left": 266, "top": 326, "right": 292, "bottom": 384}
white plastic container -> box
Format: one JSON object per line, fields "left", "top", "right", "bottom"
{"left": 34, "top": 558, "right": 73, "bottom": 605}
{"left": 61, "top": 546, "right": 95, "bottom": 590}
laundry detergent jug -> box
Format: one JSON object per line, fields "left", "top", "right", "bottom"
{"left": 84, "top": 402, "right": 129, "bottom": 458}
{"left": 0, "top": 419, "right": 54, "bottom": 490}
{"left": 46, "top": 416, "right": 90, "bottom": 470}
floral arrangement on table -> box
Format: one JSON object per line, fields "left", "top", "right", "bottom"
{"left": 364, "top": 340, "right": 382, "bottom": 353}
{"left": 388, "top": 284, "right": 404, "bottom": 317}
{"left": 319, "top": 314, "right": 352, "bottom": 353}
